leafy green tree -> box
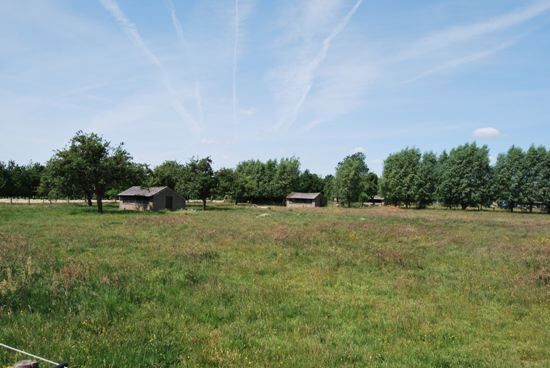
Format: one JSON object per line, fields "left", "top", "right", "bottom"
{"left": 335, "top": 152, "right": 369, "bottom": 207}
{"left": 493, "top": 146, "right": 526, "bottom": 212}
{"left": 39, "top": 159, "right": 79, "bottom": 202}
{"left": 50, "top": 131, "right": 134, "bottom": 213}
{"left": 415, "top": 152, "right": 438, "bottom": 208}
{"left": 361, "top": 172, "right": 379, "bottom": 205}
{"left": 106, "top": 162, "right": 151, "bottom": 199}
{"left": 150, "top": 160, "right": 185, "bottom": 189}
{"left": 541, "top": 148, "right": 550, "bottom": 213}
{"left": 176, "top": 157, "right": 216, "bottom": 210}
{"left": 381, "top": 148, "right": 420, "bottom": 208}
{"left": 323, "top": 175, "right": 336, "bottom": 203}
{"left": 16, "top": 163, "right": 45, "bottom": 204}
{"left": 523, "top": 146, "right": 548, "bottom": 212}
{"left": 213, "top": 168, "right": 236, "bottom": 200}
{"left": 0, "top": 161, "right": 6, "bottom": 198}
{"left": 437, "top": 143, "right": 492, "bottom": 210}
{"left": 1, "top": 161, "right": 18, "bottom": 204}
{"left": 274, "top": 157, "right": 301, "bottom": 202}
{"left": 298, "top": 169, "right": 324, "bottom": 193}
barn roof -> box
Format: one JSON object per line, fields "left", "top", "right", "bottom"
{"left": 286, "top": 192, "right": 321, "bottom": 200}
{"left": 118, "top": 186, "right": 167, "bottom": 197}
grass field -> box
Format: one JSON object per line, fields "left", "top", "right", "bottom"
{"left": 0, "top": 204, "right": 549, "bottom": 367}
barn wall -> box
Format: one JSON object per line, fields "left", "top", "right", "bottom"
{"left": 151, "top": 189, "right": 186, "bottom": 211}
{"left": 119, "top": 197, "right": 153, "bottom": 211}
{"left": 286, "top": 195, "right": 323, "bottom": 208}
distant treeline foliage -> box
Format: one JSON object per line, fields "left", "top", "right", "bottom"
{"left": 0, "top": 132, "right": 548, "bottom": 213}
{"left": 380, "top": 143, "right": 549, "bottom": 212}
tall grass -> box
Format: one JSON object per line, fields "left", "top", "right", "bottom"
{"left": 1, "top": 204, "right": 548, "bottom": 367}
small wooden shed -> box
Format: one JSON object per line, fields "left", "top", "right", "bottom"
{"left": 118, "top": 186, "right": 186, "bottom": 211}
{"left": 286, "top": 192, "right": 323, "bottom": 208}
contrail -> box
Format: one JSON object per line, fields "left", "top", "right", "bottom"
{"left": 167, "top": 0, "right": 204, "bottom": 124}
{"left": 278, "top": 0, "right": 363, "bottom": 131}
{"left": 100, "top": 0, "right": 199, "bottom": 134}
{"left": 168, "top": 0, "right": 191, "bottom": 55}
{"left": 232, "top": 0, "right": 240, "bottom": 121}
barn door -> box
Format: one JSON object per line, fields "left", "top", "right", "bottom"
{"left": 165, "top": 196, "right": 173, "bottom": 210}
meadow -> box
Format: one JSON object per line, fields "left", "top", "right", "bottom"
{"left": 0, "top": 204, "right": 548, "bottom": 367}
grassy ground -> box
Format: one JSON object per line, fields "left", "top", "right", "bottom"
{"left": 0, "top": 204, "right": 548, "bottom": 367}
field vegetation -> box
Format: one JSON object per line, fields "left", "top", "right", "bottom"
{"left": 1, "top": 204, "right": 549, "bottom": 367}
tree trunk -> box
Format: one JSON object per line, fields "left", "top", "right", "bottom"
{"left": 97, "top": 194, "right": 103, "bottom": 213}
{"left": 28, "top": 197, "right": 31, "bottom": 205}
{"left": 461, "top": 203, "right": 468, "bottom": 210}
{"left": 86, "top": 192, "right": 93, "bottom": 206}
{"left": 10, "top": 197, "right": 12, "bottom": 204}
{"left": 347, "top": 198, "right": 351, "bottom": 208}
{"left": 529, "top": 204, "right": 533, "bottom": 213}
{"left": 202, "top": 198, "right": 206, "bottom": 210}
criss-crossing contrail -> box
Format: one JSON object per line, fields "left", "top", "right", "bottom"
{"left": 277, "top": 0, "right": 363, "bottom": 131}
{"left": 99, "top": 0, "right": 199, "bottom": 134}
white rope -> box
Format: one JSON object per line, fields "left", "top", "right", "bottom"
{"left": 0, "top": 342, "right": 61, "bottom": 366}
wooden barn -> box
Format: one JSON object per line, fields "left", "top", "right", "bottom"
{"left": 118, "top": 186, "right": 186, "bottom": 211}
{"left": 286, "top": 192, "right": 323, "bottom": 208}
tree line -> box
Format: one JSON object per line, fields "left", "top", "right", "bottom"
{"left": 0, "top": 132, "right": 548, "bottom": 213}
{"left": 380, "top": 143, "right": 549, "bottom": 212}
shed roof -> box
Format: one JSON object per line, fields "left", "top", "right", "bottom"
{"left": 118, "top": 186, "right": 167, "bottom": 197}
{"left": 286, "top": 192, "right": 321, "bottom": 200}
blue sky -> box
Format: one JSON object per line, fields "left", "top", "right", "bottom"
{"left": 1, "top": 0, "right": 549, "bottom": 175}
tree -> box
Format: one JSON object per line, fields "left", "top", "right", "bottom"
{"left": 523, "top": 146, "right": 548, "bottom": 213}
{"left": 323, "top": 175, "right": 336, "bottom": 203}
{"left": 437, "top": 143, "right": 491, "bottom": 210}
{"left": 49, "top": 131, "right": 134, "bottom": 213}
{"left": 381, "top": 148, "right": 420, "bottom": 208}
{"left": 274, "top": 157, "right": 301, "bottom": 203}
{"left": 298, "top": 169, "right": 324, "bottom": 193}
{"left": 0, "top": 161, "right": 6, "bottom": 199}
{"left": 361, "top": 172, "right": 379, "bottom": 205}
{"left": 415, "top": 152, "right": 438, "bottom": 208}
{"left": 16, "top": 163, "right": 45, "bottom": 204}
{"left": 1, "top": 161, "right": 17, "bottom": 204}
{"left": 39, "top": 159, "right": 79, "bottom": 203}
{"left": 541, "top": 148, "right": 550, "bottom": 214}
{"left": 176, "top": 156, "right": 215, "bottom": 210}
{"left": 213, "top": 168, "right": 236, "bottom": 200}
{"left": 493, "top": 146, "right": 526, "bottom": 212}
{"left": 335, "top": 152, "right": 369, "bottom": 207}
{"left": 150, "top": 161, "right": 185, "bottom": 189}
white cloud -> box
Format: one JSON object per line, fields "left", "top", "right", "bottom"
{"left": 402, "top": 1, "right": 550, "bottom": 59}
{"left": 473, "top": 127, "right": 501, "bottom": 138}
{"left": 403, "top": 36, "right": 523, "bottom": 83}
{"left": 99, "top": 0, "right": 199, "bottom": 135}
{"left": 353, "top": 146, "right": 366, "bottom": 153}
{"left": 273, "top": 0, "right": 364, "bottom": 131}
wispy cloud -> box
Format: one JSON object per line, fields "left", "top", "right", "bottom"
{"left": 403, "top": 36, "right": 523, "bottom": 83}
{"left": 402, "top": 0, "right": 550, "bottom": 59}
{"left": 167, "top": 0, "right": 189, "bottom": 53}
{"left": 99, "top": 0, "right": 199, "bottom": 134}
{"left": 167, "top": 0, "right": 204, "bottom": 124}
{"left": 275, "top": 0, "right": 363, "bottom": 131}
{"left": 232, "top": 0, "right": 240, "bottom": 121}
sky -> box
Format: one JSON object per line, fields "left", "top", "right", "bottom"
{"left": 1, "top": 0, "right": 549, "bottom": 175}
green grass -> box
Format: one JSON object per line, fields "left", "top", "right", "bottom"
{"left": 0, "top": 204, "right": 549, "bottom": 367}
